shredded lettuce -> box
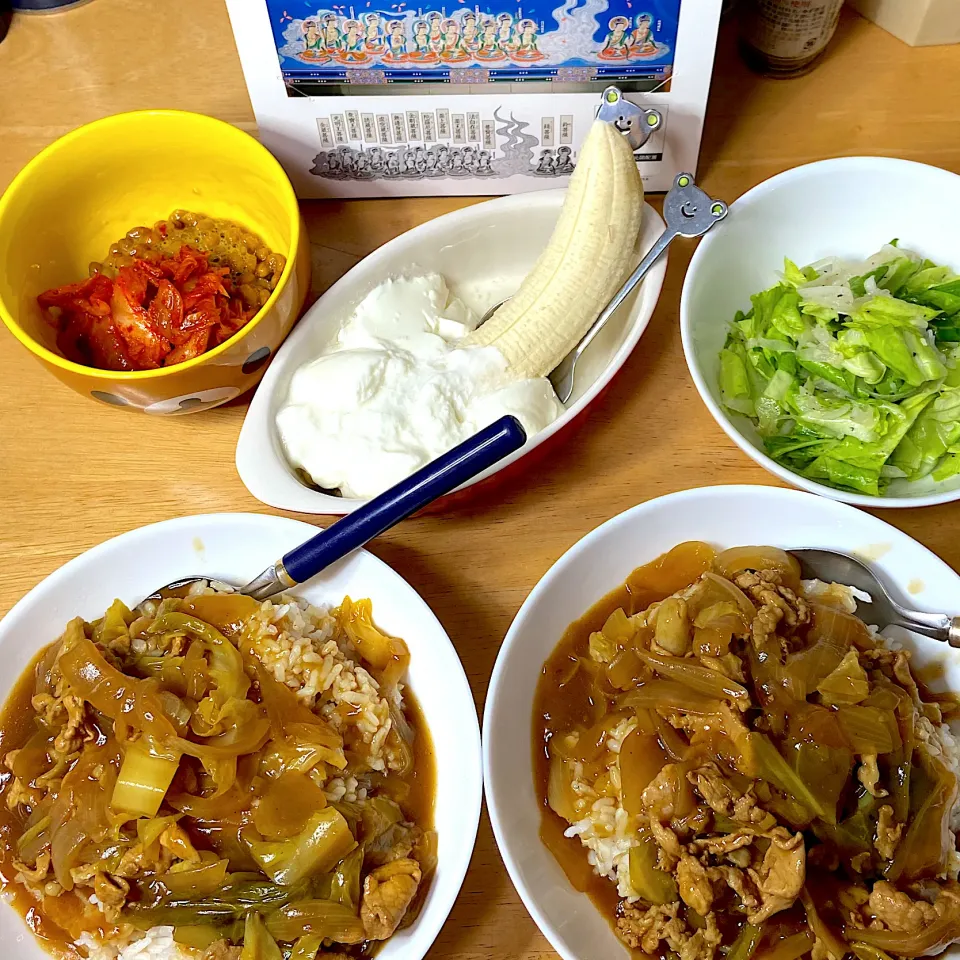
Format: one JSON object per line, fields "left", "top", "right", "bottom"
{"left": 717, "top": 244, "right": 960, "bottom": 496}
{"left": 889, "top": 387, "right": 960, "bottom": 480}
{"left": 720, "top": 342, "right": 755, "bottom": 416}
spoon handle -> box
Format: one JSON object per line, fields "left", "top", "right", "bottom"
{"left": 886, "top": 606, "right": 960, "bottom": 648}
{"left": 241, "top": 416, "right": 527, "bottom": 600}
{"left": 567, "top": 222, "right": 679, "bottom": 364}
{"left": 550, "top": 174, "right": 728, "bottom": 402}
{"left": 577, "top": 173, "right": 728, "bottom": 356}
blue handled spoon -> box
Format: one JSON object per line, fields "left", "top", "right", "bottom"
{"left": 149, "top": 415, "right": 527, "bottom": 603}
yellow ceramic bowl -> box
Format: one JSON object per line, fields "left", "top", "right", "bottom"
{"left": 0, "top": 110, "right": 310, "bottom": 414}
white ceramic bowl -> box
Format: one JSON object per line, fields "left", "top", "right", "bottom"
{"left": 0, "top": 513, "right": 481, "bottom": 960}
{"left": 680, "top": 156, "right": 960, "bottom": 508}
{"left": 484, "top": 484, "right": 960, "bottom": 960}
{"left": 237, "top": 189, "right": 667, "bottom": 514}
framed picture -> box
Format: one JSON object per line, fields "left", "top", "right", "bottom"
{"left": 226, "top": 0, "right": 721, "bottom": 196}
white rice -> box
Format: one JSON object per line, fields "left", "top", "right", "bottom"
{"left": 77, "top": 927, "right": 195, "bottom": 960}
{"left": 606, "top": 715, "right": 637, "bottom": 756}
{"left": 803, "top": 579, "right": 899, "bottom": 647}
{"left": 801, "top": 578, "right": 872, "bottom": 614}
{"left": 324, "top": 774, "right": 369, "bottom": 803}
{"left": 242, "top": 593, "right": 404, "bottom": 774}
{"left": 564, "top": 797, "right": 642, "bottom": 901}
{"left": 935, "top": 719, "right": 960, "bottom": 875}
{"left": 916, "top": 715, "right": 960, "bottom": 841}
{"left": 563, "top": 715, "right": 642, "bottom": 899}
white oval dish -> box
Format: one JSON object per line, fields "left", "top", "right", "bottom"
{"left": 237, "top": 189, "right": 667, "bottom": 514}
{"left": 483, "top": 484, "right": 960, "bottom": 960}
{"left": 681, "top": 156, "right": 960, "bottom": 508}
{"left": 0, "top": 513, "right": 481, "bottom": 960}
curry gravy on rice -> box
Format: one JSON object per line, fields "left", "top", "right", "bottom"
{"left": 534, "top": 542, "right": 960, "bottom": 960}
{"left": 0, "top": 586, "right": 435, "bottom": 960}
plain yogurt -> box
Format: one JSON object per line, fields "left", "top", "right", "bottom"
{"left": 275, "top": 274, "right": 564, "bottom": 498}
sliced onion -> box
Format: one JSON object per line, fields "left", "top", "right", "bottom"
{"left": 619, "top": 728, "right": 668, "bottom": 816}
{"left": 808, "top": 603, "right": 873, "bottom": 651}
{"left": 628, "top": 541, "right": 716, "bottom": 597}
{"left": 695, "top": 572, "right": 758, "bottom": 620}
{"left": 606, "top": 648, "right": 650, "bottom": 691}
{"left": 713, "top": 546, "right": 802, "bottom": 593}
{"left": 623, "top": 680, "right": 724, "bottom": 716}
{"left": 547, "top": 753, "right": 578, "bottom": 822}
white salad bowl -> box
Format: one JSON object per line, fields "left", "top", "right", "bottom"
{"left": 484, "top": 484, "right": 960, "bottom": 960}
{"left": 237, "top": 189, "right": 667, "bottom": 514}
{"left": 0, "top": 513, "right": 481, "bottom": 960}
{"left": 680, "top": 156, "right": 960, "bottom": 508}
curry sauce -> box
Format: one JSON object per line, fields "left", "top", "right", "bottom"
{"left": 531, "top": 541, "right": 960, "bottom": 960}
{"left": 0, "top": 594, "right": 436, "bottom": 960}
{"left": 532, "top": 542, "right": 714, "bottom": 946}
{"left": 0, "top": 646, "right": 76, "bottom": 954}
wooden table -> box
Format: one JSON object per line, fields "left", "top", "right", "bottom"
{"left": 2, "top": 4, "right": 960, "bottom": 957}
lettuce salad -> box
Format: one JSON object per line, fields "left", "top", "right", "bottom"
{"left": 718, "top": 243, "right": 960, "bottom": 496}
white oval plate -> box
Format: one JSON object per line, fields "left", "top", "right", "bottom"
{"left": 236, "top": 189, "right": 667, "bottom": 514}
{"left": 0, "top": 513, "right": 481, "bottom": 960}
{"left": 484, "top": 484, "right": 960, "bottom": 960}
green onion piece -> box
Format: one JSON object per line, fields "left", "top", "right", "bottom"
{"left": 327, "top": 845, "right": 364, "bottom": 912}
{"left": 264, "top": 899, "right": 366, "bottom": 944}
{"left": 727, "top": 923, "right": 762, "bottom": 960}
{"left": 173, "top": 925, "right": 237, "bottom": 950}
{"left": 741, "top": 732, "right": 829, "bottom": 821}
{"left": 112, "top": 739, "right": 181, "bottom": 818}
{"left": 290, "top": 935, "right": 324, "bottom": 960}
{"left": 627, "top": 829, "right": 678, "bottom": 905}
{"left": 240, "top": 912, "right": 283, "bottom": 960}
{"left": 756, "top": 931, "right": 813, "bottom": 960}
{"left": 161, "top": 858, "right": 230, "bottom": 898}
{"left": 247, "top": 808, "right": 357, "bottom": 886}
{"left": 16, "top": 815, "right": 51, "bottom": 860}
{"left": 851, "top": 945, "right": 894, "bottom": 960}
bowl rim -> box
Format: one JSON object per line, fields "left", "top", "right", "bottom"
{"left": 679, "top": 155, "right": 960, "bottom": 509}
{"left": 0, "top": 510, "right": 483, "bottom": 960}
{"left": 481, "top": 482, "right": 960, "bottom": 960}
{"left": 236, "top": 189, "right": 668, "bottom": 514}
{"left": 0, "top": 109, "right": 302, "bottom": 381}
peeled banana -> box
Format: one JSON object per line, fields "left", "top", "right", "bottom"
{"left": 465, "top": 118, "right": 644, "bottom": 379}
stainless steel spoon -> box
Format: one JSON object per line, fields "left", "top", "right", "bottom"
{"left": 478, "top": 172, "right": 728, "bottom": 404}
{"left": 791, "top": 548, "right": 960, "bottom": 647}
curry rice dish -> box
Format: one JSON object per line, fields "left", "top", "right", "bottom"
{"left": 535, "top": 542, "right": 960, "bottom": 960}
{"left": 0, "top": 584, "right": 435, "bottom": 960}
